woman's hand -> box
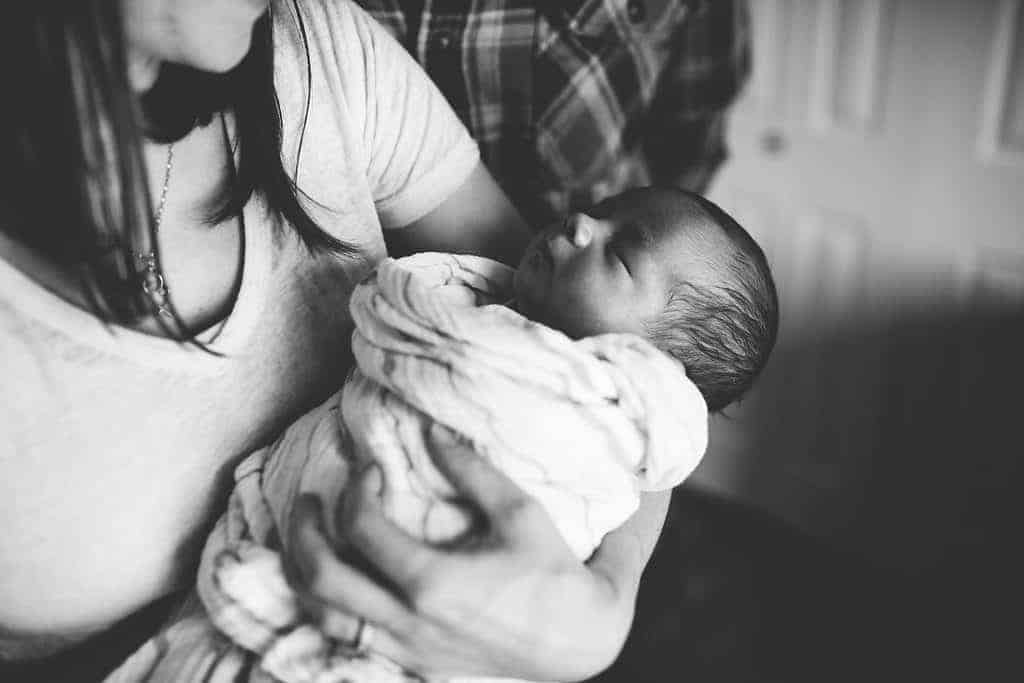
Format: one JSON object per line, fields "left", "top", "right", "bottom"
{"left": 285, "top": 425, "right": 640, "bottom": 682}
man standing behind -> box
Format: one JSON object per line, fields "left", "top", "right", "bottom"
{"left": 356, "top": 0, "right": 751, "bottom": 228}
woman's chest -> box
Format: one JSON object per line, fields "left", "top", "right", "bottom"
{"left": 0, "top": 232, "right": 381, "bottom": 637}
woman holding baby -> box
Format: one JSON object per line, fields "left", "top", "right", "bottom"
{"left": 0, "top": 1, "right": 670, "bottom": 680}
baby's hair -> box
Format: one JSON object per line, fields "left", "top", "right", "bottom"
{"left": 644, "top": 189, "right": 779, "bottom": 413}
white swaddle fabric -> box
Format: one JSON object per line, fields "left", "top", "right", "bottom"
{"left": 122, "top": 253, "right": 708, "bottom": 683}
{"left": 342, "top": 253, "right": 709, "bottom": 559}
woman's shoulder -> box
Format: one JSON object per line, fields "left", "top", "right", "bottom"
{"left": 269, "top": 0, "right": 418, "bottom": 153}
{"left": 272, "top": 0, "right": 395, "bottom": 76}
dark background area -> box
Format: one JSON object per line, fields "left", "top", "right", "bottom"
{"left": 591, "top": 482, "right": 1020, "bottom": 683}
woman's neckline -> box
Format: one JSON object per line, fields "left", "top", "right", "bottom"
{"left": 0, "top": 192, "right": 267, "bottom": 366}
{"left": 0, "top": 111, "right": 261, "bottom": 360}
{"left": 129, "top": 114, "right": 248, "bottom": 344}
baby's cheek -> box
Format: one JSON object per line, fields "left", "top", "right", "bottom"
{"left": 541, "top": 296, "right": 593, "bottom": 339}
{"left": 519, "top": 282, "right": 568, "bottom": 333}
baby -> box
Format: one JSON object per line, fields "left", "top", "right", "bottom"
{"left": 111, "top": 186, "right": 777, "bottom": 683}
{"left": 332, "top": 185, "right": 777, "bottom": 561}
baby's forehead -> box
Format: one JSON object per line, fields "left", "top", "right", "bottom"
{"left": 597, "top": 189, "right": 737, "bottom": 276}
{"left": 608, "top": 188, "right": 712, "bottom": 235}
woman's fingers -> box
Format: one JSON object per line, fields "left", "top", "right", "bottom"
{"left": 294, "top": 591, "right": 408, "bottom": 668}
{"left": 286, "top": 495, "right": 425, "bottom": 670}
{"left": 288, "top": 494, "right": 411, "bottom": 633}
{"left": 425, "top": 425, "right": 564, "bottom": 549}
{"left": 339, "top": 467, "right": 447, "bottom": 601}
{"left": 424, "top": 424, "right": 528, "bottom": 521}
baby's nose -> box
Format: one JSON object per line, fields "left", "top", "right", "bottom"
{"left": 566, "top": 214, "right": 594, "bottom": 248}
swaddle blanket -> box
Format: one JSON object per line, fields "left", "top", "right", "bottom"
{"left": 340, "top": 253, "right": 709, "bottom": 559}
{"left": 110, "top": 253, "right": 708, "bottom": 683}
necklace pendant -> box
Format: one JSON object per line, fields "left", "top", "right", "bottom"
{"left": 137, "top": 143, "right": 176, "bottom": 319}
{"left": 137, "top": 251, "right": 172, "bottom": 317}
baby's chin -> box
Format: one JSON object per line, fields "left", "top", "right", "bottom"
{"left": 511, "top": 267, "right": 534, "bottom": 314}
{"left": 514, "top": 269, "right": 559, "bottom": 329}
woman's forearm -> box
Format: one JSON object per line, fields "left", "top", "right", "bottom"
{"left": 383, "top": 163, "right": 531, "bottom": 266}
{"left": 587, "top": 490, "right": 672, "bottom": 612}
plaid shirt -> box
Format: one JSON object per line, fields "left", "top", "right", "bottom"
{"left": 356, "top": 0, "right": 750, "bottom": 226}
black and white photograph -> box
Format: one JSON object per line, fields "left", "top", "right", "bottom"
{"left": 2, "top": 1, "right": 1021, "bottom": 682}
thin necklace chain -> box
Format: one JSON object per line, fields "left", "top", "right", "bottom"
{"left": 154, "top": 144, "right": 175, "bottom": 230}
{"left": 137, "top": 144, "right": 175, "bottom": 317}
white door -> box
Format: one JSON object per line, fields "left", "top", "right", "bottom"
{"left": 698, "top": 0, "right": 1024, "bottom": 576}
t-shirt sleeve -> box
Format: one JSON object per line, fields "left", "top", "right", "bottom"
{"left": 287, "top": 0, "right": 480, "bottom": 229}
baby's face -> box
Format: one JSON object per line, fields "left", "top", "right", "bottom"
{"left": 514, "top": 189, "right": 718, "bottom": 338}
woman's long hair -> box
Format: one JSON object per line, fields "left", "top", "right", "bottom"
{"left": 0, "top": 1, "right": 352, "bottom": 333}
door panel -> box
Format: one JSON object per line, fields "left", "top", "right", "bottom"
{"left": 698, "top": 0, "right": 1024, "bottom": 575}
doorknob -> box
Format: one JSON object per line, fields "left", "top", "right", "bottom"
{"left": 760, "top": 129, "right": 787, "bottom": 156}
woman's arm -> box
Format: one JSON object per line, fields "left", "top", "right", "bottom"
{"left": 383, "top": 162, "right": 532, "bottom": 266}
{"left": 586, "top": 488, "right": 672, "bottom": 624}
{"left": 287, "top": 426, "right": 670, "bottom": 682}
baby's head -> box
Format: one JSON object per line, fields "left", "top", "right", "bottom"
{"left": 514, "top": 186, "right": 778, "bottom": 412}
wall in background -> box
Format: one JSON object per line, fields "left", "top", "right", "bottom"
{"left": 697, "top": 0, "right": 1024, "bottom": 580}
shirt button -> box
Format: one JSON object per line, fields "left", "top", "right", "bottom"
{"left": 431, "top": 30, "right": 454, "bottom": 50}
{"left": 627, "top": 0, "right": 646, "bottom": 23}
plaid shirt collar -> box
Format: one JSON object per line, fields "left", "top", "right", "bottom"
{"left": 358, "top": 1, "right": 749, "bottom": 226}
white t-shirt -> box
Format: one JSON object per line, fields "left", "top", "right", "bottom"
{"left": 0, "top": 0, "right": 478, "bottom": 645}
